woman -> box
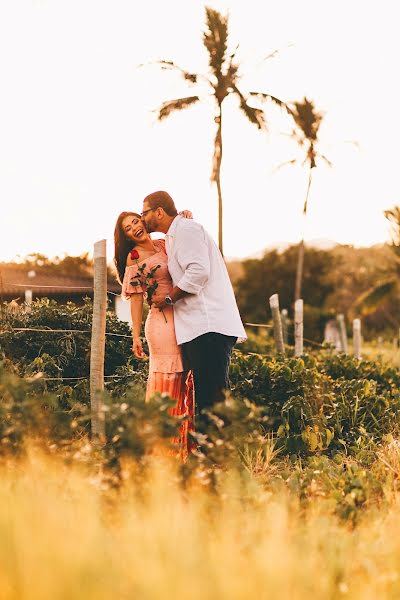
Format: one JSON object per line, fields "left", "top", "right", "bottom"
{"left": 114, "top": 211, "right": 194, "bottom": 458}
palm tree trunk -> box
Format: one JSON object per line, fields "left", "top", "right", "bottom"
{"left": 215, "top": 103, "right": 224, "bottom": 256}
{"left": 294, "top": 168, "right": 313, "bottom": 301}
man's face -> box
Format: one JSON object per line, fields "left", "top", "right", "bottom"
{"left": 141, "top": 201, "right": 159, "bottom": 233}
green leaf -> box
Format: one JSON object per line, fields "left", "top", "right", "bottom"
{"left": 353, "top": 279, "right": 397, "bottom": 315}
{"left": 309, "top": 431, "right": 319, "bottom": 451}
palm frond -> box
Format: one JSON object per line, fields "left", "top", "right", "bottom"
{"left": 353, "top": 279, "right": 397, "bottom": 315}
{"left": 249, "top": 92, "right": 290, "bottom": 114}
{"left": 290, "top": 97, "right": 323, "bottom": 142}
{"left": 273, "top": 159, "right": 297, "bottom": 173}
{"left": 384, "top": 206, "right": 400, "bottom": 257}
{"left": 203, "top": 7, "right": 229, "bottom": 79}
{"left": 321, "top": 154, "right": 333, "bottom": 167}
{"left": 239, "top": 101, "right": 266, "bottom": 129}
{"left": 229, "top": 44, "right": 239, "bottom": 62}
{"left": 225, "top": 63, "right": 239, "bottom": 87}
{"left": 157, "top": 96, "right": 200, "bottom": 121}
{"left": 154, "top": 60, "right": 200, "bottom": 84}
{"left": 261, "top": 48, "right": 280, "bottom": 62}
{"left": 234, "top": 87, "right": 265, "bottom": 129}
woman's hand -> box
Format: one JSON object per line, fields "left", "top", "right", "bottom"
{"left": 132, "top": 337, "right": 145, "bottom": 359}
{"left": 179, "top": 210, "right": 193, "bottom": 219}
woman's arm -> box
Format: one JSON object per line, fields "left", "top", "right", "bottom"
{"left": 130, "top": 293, "right": 145, "bottom": 358}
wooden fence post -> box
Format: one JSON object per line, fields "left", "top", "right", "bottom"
{"left": 269, "top": 294, "right": 285, "bottom": 355}
{"left": 337, "top": 314, "right": 348, "bottom": 354}
{"left": 353, "top": 318, "right": 362, "bottom": 360}
{"left": 281, "top": 309, "right": 288, "bottom": 346}
{"left": 294, "top": 299, "right": 304, "bottom": 357}
{"left": 90, "top": 239, "right": 107, "bottom": 441}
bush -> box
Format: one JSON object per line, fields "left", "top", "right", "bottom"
{"left": 229, "top": 351, "right": 400, "bottom": 459}
{"left": 0, "top": 298, "right": 148, "bottom": 407}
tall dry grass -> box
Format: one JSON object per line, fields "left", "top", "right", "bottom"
{"left": 1, "top": 444, "right": 400, "bottom": 599}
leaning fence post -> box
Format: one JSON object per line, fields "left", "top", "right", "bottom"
{"left": 294, "top": 299, "right": 304, "bottom": 357}
{"left": 90, "top": 239, "right": 107, "bottom": 441}
{"left": 281, "top": 309, "right": 288, "bottom": 346}
{"left": 337, "top": 313, "right": 348, "bottom": 354}
{"left": 353, "top": 318, "right": 362, "bottom": 360}
{"left": 269, "top": 294, "right": 285, "bottom": 355}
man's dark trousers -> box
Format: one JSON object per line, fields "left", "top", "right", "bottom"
{"left": 181, "top": 332, "right": 237, "bottom": 432}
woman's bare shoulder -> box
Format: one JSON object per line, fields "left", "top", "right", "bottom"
{"left": 126, "top": 254, "right": 137, "bottom": 268}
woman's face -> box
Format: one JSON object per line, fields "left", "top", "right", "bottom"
{"left": 121, "top": 214, "right": 149, "bottom": 243}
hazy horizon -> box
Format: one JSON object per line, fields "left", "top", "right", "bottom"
{"left": 1, "top": 236, "right": 392, "bottom": 266}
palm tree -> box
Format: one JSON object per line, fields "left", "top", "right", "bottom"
{"left": 285, "top": 97, "right": 331, "bottom": 301}
{"left": 151, "top": 7, "right": 287, "bottom": 256}
{"left": 354, "top": 206, "right": 400, "bottom": 323}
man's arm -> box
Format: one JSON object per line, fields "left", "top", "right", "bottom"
{"left": 169, "top": 286, "right": 190, "bottom": 303}
{"left": 153, "top": 223, "right": 210, "bottom": 309}
{"left": 174, "top": 223, "right": 210, "bottom": 294}
{"left": 152, "top": 284, "right": 189, "bottom": 309}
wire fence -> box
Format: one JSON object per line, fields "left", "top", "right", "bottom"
{"left": 0, "top": 281, "right": 342, "bottom": 387}
{"left": 0, "top": 327, "right": 132, "bottom": 339}
{"left": 9, "top": 283, "right": 120, "bottom": 296}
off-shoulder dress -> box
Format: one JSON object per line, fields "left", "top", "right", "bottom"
{"left": 121, "top": 239, "right": 194, "bottom": 457}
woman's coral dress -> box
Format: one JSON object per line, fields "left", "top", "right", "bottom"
{"left": 122, "top": 239, "right": 194, "bottom": 458}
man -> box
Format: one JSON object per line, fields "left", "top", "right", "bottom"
{"left": 141, "top": 190, "right": 246, "bottom": 430}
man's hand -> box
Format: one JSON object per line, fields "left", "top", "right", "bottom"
{"left": 132, "top": 338, "right": 145, "bottom": 359}
{"left": 179, "top": 210, "right": 193, "bottom": 219}
{"left": 152, "top": 293, "right": 167, "bottom": 310}
{"left": 152, "top": 286, "right": 190, "bottom": 309}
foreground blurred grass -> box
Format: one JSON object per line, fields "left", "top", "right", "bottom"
{"left": 2, "top": 446, "right": 400, "bottom": 600}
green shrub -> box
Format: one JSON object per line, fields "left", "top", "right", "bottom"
{"left": 0, "top": 298, "right": 148, "bottom": 407}
{"left": 229, "top": 351, "right": 400, "bottom": 459}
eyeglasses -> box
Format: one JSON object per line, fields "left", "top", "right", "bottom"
{"left": 141, "top": 208, "right": 156, "bottom": 218}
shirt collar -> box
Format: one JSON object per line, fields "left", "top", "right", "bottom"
{"left": 165, "top": 214, "right": 182, "bottom": 237}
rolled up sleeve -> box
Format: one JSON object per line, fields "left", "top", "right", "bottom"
{"left": 175, "top": 225, "right": 210, "bottom": 294}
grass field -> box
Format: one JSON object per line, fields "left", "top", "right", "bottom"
{"left": 2, "top": 442, "right": 400, "bottom": 600}
{"left": 3, "top": 300, "right": 400, "bottom": 599}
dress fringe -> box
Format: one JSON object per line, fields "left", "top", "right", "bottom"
{"left": 146, "top": 370, "right": 195, "bottom": 460}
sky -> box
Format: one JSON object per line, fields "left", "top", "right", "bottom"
{"left": 0, "top": 0, "right": 399, "bottom": 261}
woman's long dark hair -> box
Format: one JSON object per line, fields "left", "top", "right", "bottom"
{"left": 114, "top": 211, "right": 141, "bottom": 284}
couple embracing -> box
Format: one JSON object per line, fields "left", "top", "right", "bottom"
{"left": 114, "top": 191, "right": 246, "bottom": 456}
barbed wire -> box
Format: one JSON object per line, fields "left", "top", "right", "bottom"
{"left": 8, "top": 283, "right": 120, "bottom": 296}
{"left": 0, "top": 324, "right": 329, "bottom": 347}
{"left": 0, "top": 327, "right": 132, "bottom": 339}
{"left": 244, "top": 322, "right": 274, "bottom": 329}
{"left": 0, "top": 291, "right": 332, "bottom": 349}
{"left": 25, "top": 374, "right": 130, "bottom": 382}
{"left": 303, "top": 337, "right": 326, "bottom": 348}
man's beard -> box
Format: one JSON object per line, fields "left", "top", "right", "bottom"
{"left": 143, "top": 220, "right": 154, "bottom": 233}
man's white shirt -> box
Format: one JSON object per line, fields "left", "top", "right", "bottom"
{"left": 165, "top": 215, "right": 247, "bottom": 345}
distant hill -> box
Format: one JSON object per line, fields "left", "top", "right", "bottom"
{"left": 226, "top": 238, "right": 339, "bottom": 262}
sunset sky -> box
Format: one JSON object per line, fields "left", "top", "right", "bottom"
{"left": 0, "top": 0, "right": 399, "bottom": 261}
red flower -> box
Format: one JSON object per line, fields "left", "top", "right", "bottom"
{"left": 130, "top": 249, "right": 139, "bottom": 260}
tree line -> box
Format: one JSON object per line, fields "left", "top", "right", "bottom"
{"left": 231, "top": 234, "right": 400, "bottom": 340}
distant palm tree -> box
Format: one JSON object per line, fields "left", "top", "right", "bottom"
{"left": 354, "top": 206, "right": 400, "bottom": 321}
{"left": 284, "top": 97, "right": 331, "bottom": 301}
{"left": 151, "top": 7, "right": 287, "bottom": 256}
